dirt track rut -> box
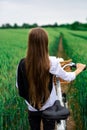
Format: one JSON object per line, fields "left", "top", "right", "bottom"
{"left": 57, "top": 36, "right": 76, "bottom": 130}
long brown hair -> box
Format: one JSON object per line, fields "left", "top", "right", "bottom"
{"left": 25, "top": 27, "right": 50, "bottom": 109}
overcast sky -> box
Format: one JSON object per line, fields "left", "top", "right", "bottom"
{"left": 0, "top": 0, "right": 87, "bottom": 26}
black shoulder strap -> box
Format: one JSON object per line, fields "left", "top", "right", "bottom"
{"left": 18, "top": 58, "right": 29, "bottom": 102}
{"left": 49, "top": 73, "right": 53, "bottom": 93}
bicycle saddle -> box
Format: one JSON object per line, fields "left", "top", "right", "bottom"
{"left": 42, "top": 100, "right": 70, "bottom": 120}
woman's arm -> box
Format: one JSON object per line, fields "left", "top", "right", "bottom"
{"left": 49, "top": 56, "right": 86, "bottom": 82}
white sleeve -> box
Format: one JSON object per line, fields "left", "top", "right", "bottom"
{"left": 49, "top": 56, "right": 76, "bottom": 82}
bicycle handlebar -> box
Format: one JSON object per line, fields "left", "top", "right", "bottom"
{"left": 63, "top": 62, "right": 87, "bottom": 71}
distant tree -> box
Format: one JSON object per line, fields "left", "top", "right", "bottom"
{"left": 22, "top": 23, "right": 38, "bottom": 28}
{"left": 0, "top": 23, "right": 12, "bottom": 28}
{"left": 13, "top": 23, "right": 19, "bottom": 28}
{"left": 71, "top": 21, "right": 80, "bottom": 30}
{"left": 41, "top": 22, "right": 58, "bottom": 28}
{"left": 59, "top": 23, "right": 71, "bottom": 28}
{"left": 22, "top": 23, "right": 30, "bottom": 28}
{"left": 6, "top": 23, "right": 12, "bottom": 28}
{"left": 1, "top": 23, "right": 12, "bottom": 28}
{"left": 53, "top": 22, "right": 58, "bottom": 27}
{"left": 32, "top": 23, "right": 38, "bottom": 28}
{"left": 0, "top": 21, "right": 87, "bottom": 30}
{"left": 0, "top": 24, "right": 5, "bottom": 28}
{"left": 70, "top": 21, "right": 87, "bottom": 30}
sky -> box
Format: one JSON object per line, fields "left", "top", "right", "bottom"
{"left": 0, "top": 0, "right": 87, "bottom": 26}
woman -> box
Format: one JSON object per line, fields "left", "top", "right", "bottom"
{"left": 16, "top": 27, "right": 86, "bottom": 130}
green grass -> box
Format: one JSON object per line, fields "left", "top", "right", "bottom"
{"left": 44, "top": 27, "right": 60, "bottom": 55}
{"left": 0, "top": 29, "right": 29, "bottom": 130}
{"left": 59, "top": 29, "right": 87, "bottom": 130}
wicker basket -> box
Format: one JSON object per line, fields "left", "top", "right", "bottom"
{"left": 53, "top": 59, "right": 72, "bottom": 85}
{"left": 59, "top": 59, "right": 72, "bottom": 84}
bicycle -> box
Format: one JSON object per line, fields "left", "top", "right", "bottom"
{"left": 55, "top": 60, "right": 87, "bottom": 130}
{"left": 42, "top": 59, "right": 86, "bottom": 130}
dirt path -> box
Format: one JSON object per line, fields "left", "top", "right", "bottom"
{"left": 57, "top": 36, "right": 76, "bottom": 130}
{"left": 57, "top": 36, "right": 68, "bottom": 59}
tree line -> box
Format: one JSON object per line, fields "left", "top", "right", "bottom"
{"left": 0, "top": 21, "right": 87, "bottom": 30}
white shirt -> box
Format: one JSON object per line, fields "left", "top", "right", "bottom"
{"left": 22, "top": 56, "right": 76, "bottom": 111}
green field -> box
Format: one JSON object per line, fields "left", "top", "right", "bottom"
{"left": 0, "top": 28, "right": 87, "bottom": 130}
{"left": 59, "top": 28, "right": 87, "bottom": 130}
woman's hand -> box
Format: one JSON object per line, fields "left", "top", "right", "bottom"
{"left": 76, "top": 63, "right": 86, "bottom": 71}
{"left": 75, "top": 63, "right": 86, "bottom": 76}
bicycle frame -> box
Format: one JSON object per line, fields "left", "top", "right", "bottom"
{"left": 55, "top": 62, "right": 77, "bottom": 130}
{"left": 55, "top": 79, "right": 67, "bottom": 130}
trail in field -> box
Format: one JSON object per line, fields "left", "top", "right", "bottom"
{"left": 57, "top": 36, "right": 68, "bottom": 59}
{"left": 57, "top": 36, "right": 76, "bottom": 130}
